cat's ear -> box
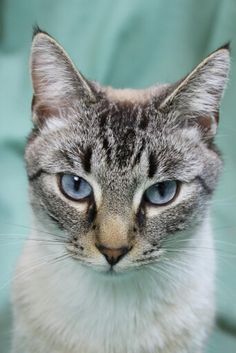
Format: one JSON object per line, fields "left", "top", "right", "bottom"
{"left": 30, "top": 28, "right": 96, "bottom": 126}
{"left": 160, "top": 45, "right": 230, "bottom": 139}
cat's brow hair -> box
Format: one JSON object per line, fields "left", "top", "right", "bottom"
{"left": 148, "top": 152, "right": 158, "bottom": 178}
{"left": 26, "top": 92, "right": 222, "bottom": 187}
{"left": 81, "top": 146, "right": 92, "bottom": 173}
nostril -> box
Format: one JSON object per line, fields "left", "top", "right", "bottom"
{"left": 96, "top": 244, "right": 131, "bottom": 266}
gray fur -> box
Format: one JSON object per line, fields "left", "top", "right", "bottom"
{"left": 26, "top": 81, "right": 223, "bottom": 254}
{"left": 12, "top": 30, "right": 230, "bottom": 353}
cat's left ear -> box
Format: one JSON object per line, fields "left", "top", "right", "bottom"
{"left": 30, "top": 28, "right": 97, "bottom": 126}
{"left": 160, "top": 45, "right": 230, "bottom": 139}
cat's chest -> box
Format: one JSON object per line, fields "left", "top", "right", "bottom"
{"left": 16, "top": 240, "right": 214, "bottom": 353}
{"left": 48, "top": 273, "right": 164, "bottom": 353}
{"left": 25, "top": 267, "right": 194, "bottom": 353}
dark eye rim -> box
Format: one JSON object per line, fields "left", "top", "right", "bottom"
{"left": 57, "top": 173, "right": 94, "bottom": 203}
{"left": 143, "top": 180, "right": 181, "bottom": 207}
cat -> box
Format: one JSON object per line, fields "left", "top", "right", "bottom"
{"left": 11, "top": 28, "right": 230, "bottom": 353}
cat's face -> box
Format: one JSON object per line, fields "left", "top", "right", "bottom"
{"left": 25, "top": 30, "right": 229, "bottom": 274}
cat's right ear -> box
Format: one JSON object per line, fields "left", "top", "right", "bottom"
{"left": 30, "top": 28, "right": 96, "bottom": 127}
{"left": 159, "top": 45, "right": 230, "bottom": 140}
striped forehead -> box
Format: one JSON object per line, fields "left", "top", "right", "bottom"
{"left": 41, "top": 101, "right": 159, "bottom": 178}
{"left": 28, "top": 91, "right": 187, "bottom": 183}
{"left": 66, "top": 98, "right": 176, "bottom": 177}
{"left": 94, "top": 102, "right": 154, "bottom": 169}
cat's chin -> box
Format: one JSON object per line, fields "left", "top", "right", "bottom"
{"left": 94, "top": 267, "right": 129, "bottom": 278}
{"left": 73, "top": 258, "right": 143, "bottom": 279}
{"left": 82, "top": 263, "right": 132, "bottom": 277}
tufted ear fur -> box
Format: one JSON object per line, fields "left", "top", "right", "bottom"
{"left": 30, "top": 28, "right": 96, "bottom": 127}
{"left": 160, "top": 45, "right": 230, "bottom": 140}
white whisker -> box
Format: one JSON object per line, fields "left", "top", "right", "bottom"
{"left": 0, "top": 253, "right": 70, "bottom": 292}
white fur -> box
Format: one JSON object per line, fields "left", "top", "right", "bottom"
{"left": 105, "top": 85, "right": 169, "bottom": 104}
{"left": 43, "top": 117, "right": 67, "bottom": 132}
{"left": 12, "top": 217, "right": 215, "bottom": 353}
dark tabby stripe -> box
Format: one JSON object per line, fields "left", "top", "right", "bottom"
{"left": 133, "top": 141, "right": 146, "bottom": 167}
{"left": 87, "top": 202, "right": 97, "bottom": 224}
{"left": 28, "top": 169, "right": 47, "bottom": 181}
{"left": 81, "top": 146, "right": 92, "bottom": 173}
{"left": 148, "top": 152, "right": 157, "bottom": 178}
{"left": 139, "top": 112, "right": 149, "bottom": 130}
{"left": 195, "top": 176, "right": 213, "bottom": 195}
{"left": 102, "top": 137, "right": 112, "bottom": 163}
{"left": 47, "top": 212, "right": 64, "bottom": 230}
{"left": 60, "top": 150, "right": 75, "bottom": 168}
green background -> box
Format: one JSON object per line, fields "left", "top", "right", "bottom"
{"left": 0, "top": 0, "right": 236, "bottom": 352}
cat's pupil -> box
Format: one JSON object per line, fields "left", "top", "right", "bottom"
{"left": 73, "top": 176, "right": 80, "bottom": 191}
{"left": 144, "top": 180, "right": 177, "bottom": 205}
{"left": 156, "top": 183, "right": 165, "bottom": 198}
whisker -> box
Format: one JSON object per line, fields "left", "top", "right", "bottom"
{"left": 1, "top": 222, "right": 68, "bottom": 240}
{"left": 0, "top": 236, "right": 67, "bottom": 244}
{"left": 161, "top": 247, "right": 236, "bottom": 259}
{"left": 163, "top": 238, "right": 236, "bottom": 248}
{"left": 149, "top": 265, "right": 176, "bottom": 284}
{"left": 0, "top": 253, "right": 70, "bottom": 292}
{"left": 148, "top": 263, "right": 187, "bottom": 289}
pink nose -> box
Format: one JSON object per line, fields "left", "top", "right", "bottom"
{"left": 96, "top": 244, "right": 131, "bottom": 266}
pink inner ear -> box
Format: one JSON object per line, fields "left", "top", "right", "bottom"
{"left": 32, "top": 96, "right": 63, "bottom": 127}
{"left": 197, "top": 114, "right": 218, "bottom": 133}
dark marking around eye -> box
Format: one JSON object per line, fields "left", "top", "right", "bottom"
{"left": 195, "top": 176, "right": 213, "bottom": 195}
{"left": 47, "top": 212, "right": 64, "bottom": 230}
{"left": 136, "top": 207, "right": 146, "bottom": 228}
{"left": 148, "top": 152, "right": 157, "bottom": 178}
{"left": 28, "top": 169, "right": 47, "bottom": 181}
{"left": 87, "top": 202, "right": 97, "bottom": 225}
{"left": 81, "top": 146, "right": 92, "bottom": 173}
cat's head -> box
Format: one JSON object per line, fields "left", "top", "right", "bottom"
{"left": 25, "top": 29, "right": 230, "bottom": 274}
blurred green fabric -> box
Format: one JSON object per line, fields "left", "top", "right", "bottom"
{"left": 0, "top": 0, "right": 236, "bottom": 352}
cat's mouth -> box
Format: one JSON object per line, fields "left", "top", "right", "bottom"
{"left": 65, "top": 241, "right": 165, "bottom": 275}
{"left": 65, "top": 243, "right": 116, "bottom": 272}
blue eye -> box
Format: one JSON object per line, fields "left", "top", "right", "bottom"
{"left": 60, "top": 174, "right": 93, "bottom": 201}
{"left": 144, "top": 181, "right": 178, "bottom": 205}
